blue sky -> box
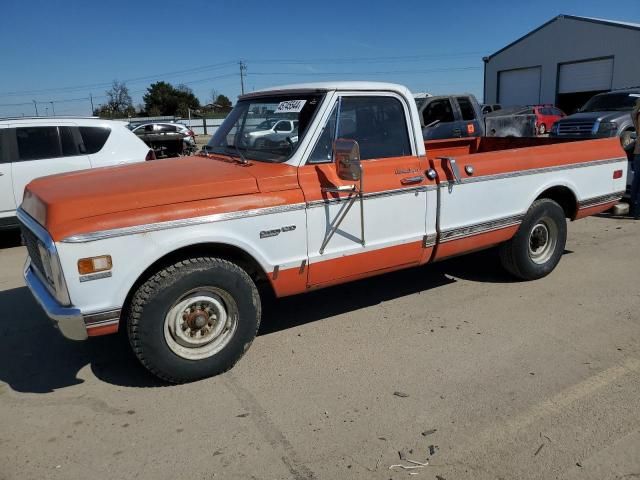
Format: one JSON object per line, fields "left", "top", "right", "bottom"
{"left": 0, "top": 0, "right": 638, "bottom": 116}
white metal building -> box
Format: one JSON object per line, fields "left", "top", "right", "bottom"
{"left": 483, "top": 15, "right": 640, "bottom": 112}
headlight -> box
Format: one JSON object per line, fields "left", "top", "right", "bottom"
{"left": 597, "top": 122, "right": 618, "bottom": 136}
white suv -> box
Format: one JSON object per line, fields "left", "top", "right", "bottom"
{"left": 0, "top": 117, "right": 153, "bottom": 229}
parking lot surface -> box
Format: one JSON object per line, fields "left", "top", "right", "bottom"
{"left": 1, "top": 215, "right": 639, "bottom": 480}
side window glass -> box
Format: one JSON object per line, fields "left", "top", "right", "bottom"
{"left": 308, "top": 102, "right": 338, "bottom": 163}
{"left": 158, "top": 124, "right": 177, "bottom": 133}
{"left": 79, "top": 127, "right": 111, "bottom": 154}
{"left": 422, "top": 99, "right": 455, "bottom": 126}
{"left": 16, "top": 127, "right": 61, "bottom": 161}
{"left": 456, "top": 97, "right": 476, "bottom": 121}
{"left": 338, "top": 96, "right": 411, "bottom": 161}
{"left": 275, "top": 121, "right": 290, "bottom": 132}
{"left": 60, "top": 127, "right": 79, "bottom": 156}
{"left": 0, "top": 130, "right": 7, "bottom": 163}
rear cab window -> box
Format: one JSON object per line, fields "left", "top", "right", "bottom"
{"left": 456, "top": 97, "right": 477, "bottom": 121}
{"left": 422, "top": 98, "right": 455, "bottom": 126}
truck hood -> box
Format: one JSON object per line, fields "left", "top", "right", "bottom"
{"left": 558, "top": 111, "right": 632, "bottom": 123}
{"left": 21, "top": 155, "right": 261, "bottom": 234}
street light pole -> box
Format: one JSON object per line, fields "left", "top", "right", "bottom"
{"left": 32, "top": 100, "right": 38, "bottom": 116}
{"left": 50, "top": 101, "right": 55, "bottom": 117}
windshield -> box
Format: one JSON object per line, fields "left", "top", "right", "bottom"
{"left": 204, "top": 94, "right": 324, "bottom": 163}
{"left": 581, "top": 93, "right": 640, "bottom": 112}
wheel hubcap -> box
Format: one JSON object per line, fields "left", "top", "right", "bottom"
{"left": 528, "top": 218, "right": 557, "bottom": 265}
{"left": 164, "top": 288, "right": 238, "bottom": 360}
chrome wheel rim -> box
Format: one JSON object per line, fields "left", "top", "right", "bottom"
{"left": 528, "top": 218, "right": 557, "bottom": 265}
{"left": 164, "top": 287, "right": 238, "bottom": 360}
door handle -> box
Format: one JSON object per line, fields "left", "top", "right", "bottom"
{"left": 400, "top": 175, "right": 424, "bottom": 185}
{"left": 0, "top": 172, "right": 4, "bottom": 176}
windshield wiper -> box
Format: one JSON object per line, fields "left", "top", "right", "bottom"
{"left": 224, "top": 145, "right": 251, "bottom": 166}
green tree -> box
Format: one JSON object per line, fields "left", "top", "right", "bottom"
{"left": 94, "top": 80, "right": 135, "bottom": 118}
{"left": 214, "top": 94, "right": 232, "bottom": 111}
{"left": 142, "top": 81, "right": 200, "bottom": 116}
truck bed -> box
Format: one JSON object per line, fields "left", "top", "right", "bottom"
{"left": 424, "top": 136, "right": 583, "bottom": 160}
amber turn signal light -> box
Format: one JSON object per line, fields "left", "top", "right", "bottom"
{"left": 78, "top": 255, "right": 112, "bottom": 275}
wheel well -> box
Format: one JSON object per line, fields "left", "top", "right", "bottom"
{"left": 536, "top": 186, "right": 578, "bottom": 220}
{"left": 120, "top": 243, "right": 272, "bottom": 328}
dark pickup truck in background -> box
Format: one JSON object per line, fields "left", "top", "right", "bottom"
{"left": 550, "top": 88, "right": 638, "bottom": 152}
{"left": 416, "top": 94, "right": 537, "bottom": 140}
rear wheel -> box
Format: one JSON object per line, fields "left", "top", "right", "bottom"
{"left": 499, "top": 199, "right": 567, "bottom": 280}
{"left": 127, "top": 257, "right": 261, "bottom": 383}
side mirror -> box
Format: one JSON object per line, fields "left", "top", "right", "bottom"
{"left": 334, "top": 138, "right": 362, "bottom": 181}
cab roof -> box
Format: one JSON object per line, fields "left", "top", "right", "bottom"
{"left": 239, "top": 81, "right": 414, "bottom": 100}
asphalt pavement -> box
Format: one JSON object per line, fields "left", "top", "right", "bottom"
{"left": 1, "top": 214, "right": 639, "bottom": 480}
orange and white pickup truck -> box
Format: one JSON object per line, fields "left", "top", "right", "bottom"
{"left": 18, "top": 82, "right": 627, "bottom": 382}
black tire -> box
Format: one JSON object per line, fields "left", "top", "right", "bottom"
{"left": 127, "top": 257, "right": 261, "bottom": 383}
{"left": 499, "top": 199, "right": 567, "bottom": 280}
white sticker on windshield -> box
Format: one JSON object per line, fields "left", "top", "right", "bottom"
{"left": 274, "top": 100, "right": 307, "bottom": 113}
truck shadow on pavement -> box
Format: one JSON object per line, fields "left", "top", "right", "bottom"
{"left": 0, "top": 250, "right": 514, "bottom": 394}
{"left": 0, "top": 229, "right": 22, "bottom": 249}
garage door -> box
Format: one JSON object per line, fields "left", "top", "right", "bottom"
{"left": 498, "top": 67, "right": 541, "bottom": 106}
{"left": 558, "top": 58, "right": 613, "bottom": 94}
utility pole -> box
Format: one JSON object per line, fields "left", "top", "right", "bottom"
{"left": 239, "top": 61, "right": 247, "bottom": 95}
{"left": 32, "top": 100, "right": 38, "bottom": 116}
{"left": 50, "top": 101, "right": 55, "bottom": 117}
{"left": 89, "top": 93, "right": 94, "bottom": 115}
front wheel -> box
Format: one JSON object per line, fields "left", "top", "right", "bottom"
{"left": 127, "top": 257, "right": 261, "bottom": 383}
{"left": 499, "top": 199, "right": 567, "bottom": 280}
{"left": 538, "top": 123, "right": 547, "bottom": 135}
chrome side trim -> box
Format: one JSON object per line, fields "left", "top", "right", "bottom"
{"left": 83, "top": 309, "right": 122, "bottom": 327}
{"left": 440, "top": 214, "right": 525, "bottom": 243}
{"left": 440, "top": 157, "right": 627, "bottom": 187}
{"left": 62, "top": 202, "right": 307, "bottom": 243}
{"left": 423, "top": 233, "right": 437, "bottom": 248}
{"left": 578, "top": 191, "right": 625, "bottom": 209}
{"left": 307, "top": 184, "right": 433, "bottom": 208}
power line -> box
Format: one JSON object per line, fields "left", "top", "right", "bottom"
{"left": 248, "top": 66, "right": 481, "bottom": 76}
{"left": 0, "top": 51, "right": 485, "bottom": 98}
{"left": 0, "top": 61, "right": 237, "bottom": 98}
{"left": 248, "top": 51, "right": 484, "bottom": 65}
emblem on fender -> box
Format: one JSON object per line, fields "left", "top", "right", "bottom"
{"left": 260, "top": 225, "right": 296, "bottom": 239}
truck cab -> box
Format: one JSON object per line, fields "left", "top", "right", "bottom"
{"left": 416, "top": 94, "right": 483, "bottom": 140}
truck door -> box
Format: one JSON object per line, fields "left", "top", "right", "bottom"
{"left": 10, "top": 125, "right": 91, "bottom": 208}
{"left": 454, "top": 96, "right": 482, "bottom": 137}
{"left": 421, "top": 97, "right": 460, "bottom": 140}
{"left": 0, "top": 126, "right": 16, "bottom": 221}
{"left": 299, "top": 94, "right": 427, "bottom": 287}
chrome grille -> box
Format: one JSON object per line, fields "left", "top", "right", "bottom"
{"left": 556, "top": 121, "right": 595, "bottom": 136}
{"left": 21, "top": 225, "right": 46, "bottom": 278}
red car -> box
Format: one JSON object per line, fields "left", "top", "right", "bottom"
{"left": 531, "top": 105, "right": 566, "bottom": 135}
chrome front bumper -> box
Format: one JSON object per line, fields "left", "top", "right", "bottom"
{"left": 24, "top": 262, "right": 88, "bottom": 341}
